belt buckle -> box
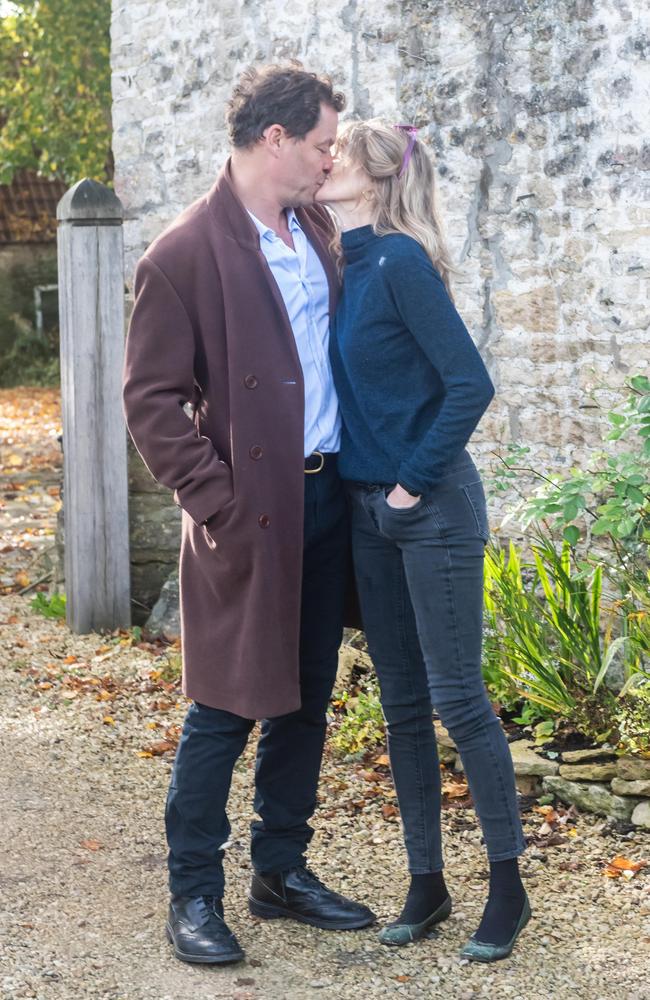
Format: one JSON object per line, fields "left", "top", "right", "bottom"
{"left": 305, "top": 450, "right": 325, "bottom": 474}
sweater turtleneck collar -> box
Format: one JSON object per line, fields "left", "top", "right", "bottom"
{"left": 340, "top": 224, "right": 380, "bottom": 261}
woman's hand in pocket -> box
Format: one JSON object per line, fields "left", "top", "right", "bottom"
{"left": 385, "top": 484, "right": 421, "bottom": 509}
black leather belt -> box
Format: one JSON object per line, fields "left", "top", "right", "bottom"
{"left": 304, "top": 451, "right": 337, "bottom": 474}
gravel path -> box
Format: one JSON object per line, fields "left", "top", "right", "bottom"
{"left": 1, "top": 594, "right": 649, "bottom": 1000}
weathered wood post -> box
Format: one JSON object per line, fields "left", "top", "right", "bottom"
{"left": 56, "top": 179, "right": 131, "bottom": 632}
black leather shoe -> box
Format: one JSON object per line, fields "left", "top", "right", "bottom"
{"left": 248, "top": 866, "right": 376, "bottom": 930}
{"left": 166, "top": 895, "right": 245, "bottom": 964}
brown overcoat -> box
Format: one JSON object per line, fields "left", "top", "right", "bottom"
{"left": 122, "top": 159, "right": 348, "bottom": 719}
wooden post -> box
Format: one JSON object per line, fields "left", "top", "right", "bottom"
{"left": 56, "top": 179, "right": 131, "bottom": 632}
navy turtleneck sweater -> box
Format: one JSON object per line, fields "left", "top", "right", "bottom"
{"left": 329, "top": 225, "right": 495, "bottom": 495}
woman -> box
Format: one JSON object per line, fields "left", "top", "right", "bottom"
{"left": 315, "top": 119, "right": 531, "bottom": 962}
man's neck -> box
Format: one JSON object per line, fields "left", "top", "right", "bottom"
{"left": 229, "top": 154, "right": 290, "bottom": 235}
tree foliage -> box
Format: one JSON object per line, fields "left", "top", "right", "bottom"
{"left": 0, "top": 0, "right": 112, "bottom": 185}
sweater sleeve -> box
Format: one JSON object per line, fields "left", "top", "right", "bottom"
{"left": 122, "top": 255, "right": 234, "bottom": 526}
{"left": 383, "top": 247, "right": 495, "bottom": 494}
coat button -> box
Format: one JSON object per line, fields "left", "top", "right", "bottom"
{"left": 244, "top": 374, "right": 258, "bottom": 389}
{"left": 249, "top": 445, "right": 263, "bottom": 460}
{"left": 258, "top": 514, "right": 271, "bottom": 528}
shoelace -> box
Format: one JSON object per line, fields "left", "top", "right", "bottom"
{"left": 290, "top": 866, "right": 326, "bottom": 889}
{"left": 196, "top": 895, "right": 225, "bottom": 923}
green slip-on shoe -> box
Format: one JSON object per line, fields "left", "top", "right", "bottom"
{"left": 377, "top": 894, "right": 452, "bottom": 947}
{"left": 460, "top": 894, "right": 532, "bottom": 963}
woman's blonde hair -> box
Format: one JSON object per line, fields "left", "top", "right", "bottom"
{"left": 330, "top": 118, "right": 461, "bottom": 299}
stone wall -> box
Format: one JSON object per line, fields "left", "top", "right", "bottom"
{"left": 111, "top": 0, "right": 650, "bottom": 481}
{"left": 436, "top": 721, "right": 650, "bottom": 828}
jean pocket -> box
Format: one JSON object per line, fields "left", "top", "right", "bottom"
{"left": 461, "top": 480, "right": 490, "bottom": 542}
{"left": 382, "top": 487, "right": 424, "bottom": 514}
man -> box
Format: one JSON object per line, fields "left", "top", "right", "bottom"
{"left": 122, "top": 64, "right": 374, "bottom": 965}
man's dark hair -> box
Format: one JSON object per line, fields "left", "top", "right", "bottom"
{"left": 226, "top": 63, "right": 346, "bottom": 149}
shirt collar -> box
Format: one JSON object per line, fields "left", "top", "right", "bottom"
{"left": 246, "top": 207, "right": 302, "bottom": 243}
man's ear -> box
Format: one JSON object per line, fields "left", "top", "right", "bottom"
{"left": 262, "top": 123, "right": 285, "bottom": 155}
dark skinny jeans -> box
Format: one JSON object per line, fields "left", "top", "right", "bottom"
{"left": 347, "top": 450, "right": 526, "bottom": 873}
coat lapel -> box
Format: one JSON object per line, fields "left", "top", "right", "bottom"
{"left": 206, "top": 158, "right": 340, "bottom": 328}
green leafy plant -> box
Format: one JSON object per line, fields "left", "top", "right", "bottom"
{"left": 491, "top": 375, "right": 650, "bottom": 554}
{"left": 483, "top": 536, "right": 622, "bottom": 742}
{"left": 30, "top": 591, "right": 66, "bottom": 619}
{"left": 615, "top": 680, "right": 650, "bottom": 756}
{"left": 330, "top": 684, "right": 385, "bottom": 757}
{"left": 484, "top": 374, "right": 650, "bottom": 746}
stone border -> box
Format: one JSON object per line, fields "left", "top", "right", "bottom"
{"left": 434, "top": 721, "right": 650, "bottom": 829}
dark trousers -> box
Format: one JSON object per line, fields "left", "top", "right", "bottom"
{"left": 165, "top": 460, "right": 348, "bottom": 898}
{"left": 347, "top": 451, "right": 526, "bottom": 873}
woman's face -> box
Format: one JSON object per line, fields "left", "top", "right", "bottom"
{"left": 314, "top": 149, "right": 370, "bottom": 206}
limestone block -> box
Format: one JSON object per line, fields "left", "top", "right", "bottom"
{"left": 616, "top": 757, "right": 650, "bottom": 781}
{"left": 146, "top": 570, "right": 180, "bottom": 641}
{"left": 434, "top": 720, "right": 456, "bottom": 750}
{"left": 610, "top": 778, "right": 650, "bottom": 798}
{"left": 492, "top": 285, "right": 559, "bottom": 334}
{"left": 515, "top": 774, "right": 543, "bottom": 797}
{"left": 631, "top": 802, "right": 650, "bottom": 828}
{"left": 558, "top": 762, "right": 618, "bottom": 781}
{"left": 561, "top": 746, "right": 618, "bottom": 764}
{"left": 438, "top": 745, "right": 458, "bottom": 766}
{"left": 542, "top": 776, "right": 641, "bottom": 820}
{"left": 509, "top": 740, "right": 560, "bottom": 777}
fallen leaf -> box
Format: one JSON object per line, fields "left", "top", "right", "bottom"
{"left": 102, "top": 715, "right": 115, "bottom": 725}
{"left": 63, "top": 655, "right": 77, "bottom": 664}
{"left": 442, "top": 780, "right": 469, "bottom": 798}
{"left": 381, "top": 803, "right": 399, "bottom": 820}
{"left": 374, "top": 754, "right": 390, "bottom": 766}
{"left": 603, "top": 855, "right": 646, "bottom": 879}
{"left": 80, "top": 838, "right": 103, "bottom": 851}
{"left": 143, "top": 740, "right": 176, "bottom": 756}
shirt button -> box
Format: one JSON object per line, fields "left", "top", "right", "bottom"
{"left": 244, "top": 374, "right": 258, "bottom": 389}
{"left": 249, "top": 445, "right": 263, "bottom": 460}
{"left": 258, "top": 514, "right": 271, "bottom": 529}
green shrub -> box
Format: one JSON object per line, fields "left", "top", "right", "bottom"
{"left": 483, "top": 374, "right": 649, "bottom": 747}
{"left": 30, "top": 592, "right": 66, "bottom": 619}
{"left": 616, "top": 681, "right": 650, "bottom": 755}
{"left": 484, "top": 536, "right": 621, "bottom": 742}
{"left": 330, "top": 683, "right": 385, "bottom": 757}
{"left": 0, "top": 313, "right": 60, "bottom": 387}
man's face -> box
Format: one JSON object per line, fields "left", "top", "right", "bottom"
{"left": 273, "top": 103, "right": 338, "bottom": 206}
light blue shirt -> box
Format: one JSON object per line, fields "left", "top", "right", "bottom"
{"left": 247, "top": 207, "right": 341, "bottom": 457}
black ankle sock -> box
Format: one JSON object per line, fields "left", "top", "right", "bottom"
{"left": 396, "top": 872, "right": 449, "bottom": 925}
{"left": 473, "top": 858, "right": 526, "bottom": 946}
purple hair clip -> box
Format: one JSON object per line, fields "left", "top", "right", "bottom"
{"left": 393, "top": 123, "right": 418, "bottom": 178}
